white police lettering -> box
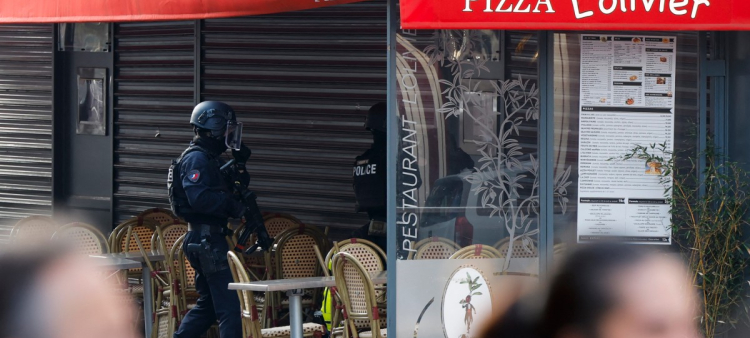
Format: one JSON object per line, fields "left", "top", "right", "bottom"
{"left": 464, "top": 0, "right": 710, "bottom": 19}
{"left": 353, "top": 164, "right": 378, "bottom": 176}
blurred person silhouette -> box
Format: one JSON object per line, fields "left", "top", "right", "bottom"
{"left": 481, "top": 244, "right": 700, "bottom": 338}
{"left": 0, "top": 246, "right": 137, "bottom": 338}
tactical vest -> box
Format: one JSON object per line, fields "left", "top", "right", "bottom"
{"left": 167, "top": 145, "right": 209, "bottom": 219}
{"left": 352, "top": 146, "right": 387, "bottom": 212}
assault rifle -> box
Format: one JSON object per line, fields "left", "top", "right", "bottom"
{"left": 220, "top": 159, "right": 273, "bottom": 255}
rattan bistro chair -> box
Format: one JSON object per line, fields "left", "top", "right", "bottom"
{"left": 11, "top": 215, "right": 58, "bottom": 243}
{"left": 409, "top": 237, "right": 460, "bottom": 260}
{"left": 274, "top": 225, "right": 329, "bottom": 281}
{"left": 110, "top": 217, "right": 157, "bottom": 253}
{"left": 169, "top": 235, "right": 187, "bottom": 321}
{"left": 234, "top": 213, "right": 303, "bottom": 250}
{"left": 323, "top": 239, "right": 387, "bottom": 334}
{"left": 553, "top": 242, "right": 567, "bottom": 257}
{"left": 332, "top": 252, "right": 386, "bottom": 338}
{"left": 496, "top": 237, "right": 538, "bottom": 259}
{"left": 111, "top": 218, "right": 163, "bottom": 305}
{"left": 149, "top": 222, "right": 187, "bottom": 328}
{"left": 149, "top": 223, "right": 187, "bottom": 338}
{"left": 267, "top": 225, "right": 330, "bottom": 325}
{"left": 172, "top": 234, "right": 199, "bottom": 321}
{"left": 139, "top": 208, "right": 183, "bottom": 227}
{"left": 324, "top": 239, "right": 386, "bottom": 272}
{"left": 228, "top": 251, "right": 325, "bottom": 338}
{"left": 449, "top": 244, "right": 503, "bottom": 259}
{"left": 151, "top": 222, "right": 187, "bottom": 258}
{"left": 52, "top": 222, "right": 109, "bottom": 255}
{"left": 234, "top": 213, "right": 304, "bottom": 284}
{"left": 112, "top": 218, "right": 161, "bottom": 256}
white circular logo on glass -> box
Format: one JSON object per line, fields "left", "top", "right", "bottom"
{"left": 441, "top": 266, "right": 492, "bottom": 338}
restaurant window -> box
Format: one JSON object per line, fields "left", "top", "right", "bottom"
{"left": 394, "top": 30, "right": 545, "bottom": 337}
{"left": 552, "top": 32, "right": 699, "bottom": 247}
{"left": 392, "top": 29, "right": 701, "bottom": 337}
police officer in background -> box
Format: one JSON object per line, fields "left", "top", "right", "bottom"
{"left": 169, "top": 101, "right": 272, "bottom": 338}
{"left": 351, "top": 102, "right": 388, "bottom": 251}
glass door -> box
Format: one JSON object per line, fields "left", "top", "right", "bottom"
{"left": 394, "top": 29, "right": 550, "bottom": 338}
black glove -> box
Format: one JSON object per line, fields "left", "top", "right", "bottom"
{"left": 255, "top": 230, "right": 274, "bottom": 252}
{"left": 243, "top": 204, "right": 273, "bottom": 252}
{"left": 237, "top": 168, "right": 250, "bottom": 190}
{"left": 232, "top": 143, "right": 252, "bottom": 164}
{"left": 237, "top": 220, "right": 274, "bottom": 254}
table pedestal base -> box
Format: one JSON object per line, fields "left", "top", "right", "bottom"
{"left": 287, "top": 289, "right": 304, "bottom": 338}
{"left": 142, "top": 264, "right": 153, "bottom": 338}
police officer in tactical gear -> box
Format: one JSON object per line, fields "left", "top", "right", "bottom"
{"left": 351, "top": 102, "right": 389, "bottom": 251}
{"left": 169, "top": 101, "right": 271, "bottom": 338}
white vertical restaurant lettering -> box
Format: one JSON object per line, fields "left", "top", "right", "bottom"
{"left": 572, "top": 0, "right": 594, "bottom": 18}
{"left": 400, "top": 118, "right": 419, "bottom": 210}
{"left": 400, "top": 51, "right": 418, "bottom": 104}
{"left": 402, "top": 51, "right": 418, "bottom": 73}
{"left": 399, "top": 213, "right": 417, "bottom": 252}
{"left": 400, "top": 29, "right": 417, "bottom": 43}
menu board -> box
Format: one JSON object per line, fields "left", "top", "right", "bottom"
{"left": 577, "top": 35, "right": 676, "bottom": 245}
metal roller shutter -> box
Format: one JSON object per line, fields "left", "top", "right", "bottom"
{"left": 201, "top": 0, "right": 386, "bottom": 233}
{"left": 0, "top": 25, "right": 53, "bottom": 242}
{"left": 113, "top": 21, "right": 196, "bottom": 223}
{"left": 113, "top": 1, "right": 387, "bottom": 234}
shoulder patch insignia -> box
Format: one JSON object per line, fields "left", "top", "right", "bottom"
{"left": 188, "top": 170, "right": 200, "bottom": 182}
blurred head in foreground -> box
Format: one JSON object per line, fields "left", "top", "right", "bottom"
{"left": 482, "top": 244, "right": 699, "bottom": 338}
{"left": 0, "top": 247, "right": 137, "bottom": 338}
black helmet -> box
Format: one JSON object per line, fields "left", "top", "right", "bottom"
{"left": 365, "top": 102, "right": 387, "bottom": 133}
{"left": 190, "top": 101, "right": 243, "bottom": 150}
{"left": 190, "top": 101, "right": 236, "bottom": 132}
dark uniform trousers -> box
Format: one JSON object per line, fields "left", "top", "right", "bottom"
{"left": 174, "top": 230, "right": 241, "bottom": 338}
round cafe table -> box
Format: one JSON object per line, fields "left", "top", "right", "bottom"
{"left": 229, "top": 271, "right": 387, "bottom": 338}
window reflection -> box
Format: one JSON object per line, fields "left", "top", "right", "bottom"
{"left": 396, "top": 31, "right": 558, "bottom": 271}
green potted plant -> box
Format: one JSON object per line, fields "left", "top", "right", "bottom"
{"left": 619, "top": 141, "right": 750, "bottom": 337}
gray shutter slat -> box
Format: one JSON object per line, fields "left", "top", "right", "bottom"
{"left": 0, "top": 24, "right": 53, "bottom": 242}
{"left": 114, "top": 2, "right": 386, "bottom": 235}
{"left": 200, "top": 1, "right": 386, "bottom": 233}
{"left": 113, "top": 21, "right": 196, "bottom": 222}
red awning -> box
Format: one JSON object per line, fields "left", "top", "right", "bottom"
{"left": 401, "top": 0, "right": 750, "bottom": 30}
{"left": 0, "top": 0, "right": 366, "bottom": 23}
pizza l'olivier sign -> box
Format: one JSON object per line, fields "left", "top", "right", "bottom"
{"left": 462, "top": 0, "right": 708, "bottom": 19}
{"left": 400, "top": 0, "right": 750, "bottom": 30}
